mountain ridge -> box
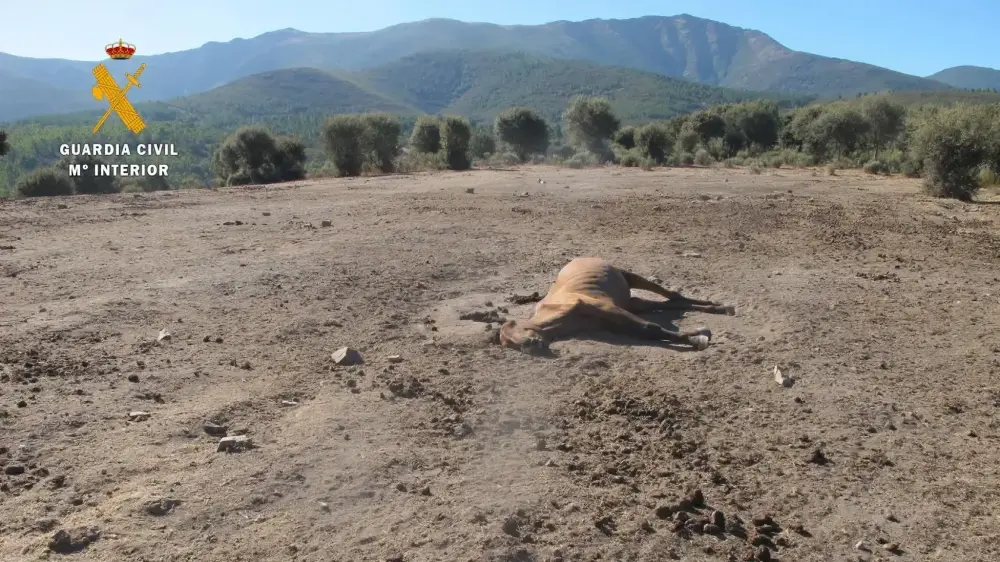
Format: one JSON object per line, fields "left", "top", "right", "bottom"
{"left": 0, "top": 14, "right": 958, "bottom": 122}
{"left": 927, "top": 65, "right": 1000, "bottom": 90}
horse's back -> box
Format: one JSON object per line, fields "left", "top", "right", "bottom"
{"left": 543, "top": 258, "right": 631, "bottom": 306}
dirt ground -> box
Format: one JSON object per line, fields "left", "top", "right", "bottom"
{"left": 1, "top": 165, "right": 999, "bottom": 562}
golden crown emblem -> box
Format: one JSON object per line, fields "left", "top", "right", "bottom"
{"left": 105, "top": 39, "right": 136, "bottom": 60}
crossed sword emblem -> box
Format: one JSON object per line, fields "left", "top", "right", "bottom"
{"left": 91, "top": 63, "right": 147, "bottom": 134}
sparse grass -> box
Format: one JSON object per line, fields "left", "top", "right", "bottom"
{"left": 979, "top": 167, "right": 1000, "bottom": 187}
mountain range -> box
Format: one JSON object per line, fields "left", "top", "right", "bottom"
{"left": 1, "top": 14, "right": 997, "bottom": 124}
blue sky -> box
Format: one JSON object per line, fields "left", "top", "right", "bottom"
{"left": 1, "top": 0, "right": 996, "bottom": 76}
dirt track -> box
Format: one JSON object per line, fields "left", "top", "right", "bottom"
{"left": 1, "top": 166, "right": 999, "bottom": 562}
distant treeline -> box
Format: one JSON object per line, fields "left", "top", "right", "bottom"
{"left": 2, "top": 94, "right": 999, "bottom": 201}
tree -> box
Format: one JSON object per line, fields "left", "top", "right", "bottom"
{"left": 811, "top": 107, "right": 870, "bottom": 158}
{"left": 562, "top": 95, "right": 620, "bottom": 158}
{"left": 440, "top": 115, "right": 472, "bottom": 170}
{"left": 468, "top": 127, "right": 496, "bottom": 159}
{"left": 613, "top": 126, "right": 636, "bottom": 150}
{"left": 494, "top": 107, "right": 549, "bottom": 162}
{"left": 635, "top": 123, "right": 672, "bottom": 164}
{"left": 860, "top": 95, "right": 906, "bottom": 158}
{"left": 361, "top": 113, "right": 401, "bottom": 173}
{"left": 911, "top": 105, "right": 1000, "bottom": 201}
{"left": 724, "top": 100, "right": 780, "bottom": 150}
{"left": 16, "top": 167, "right": 74, "bottom": 197}
{"left": 58, "top": 154, "right": 120, "bottom": 194}
{"left": 212, "top": 125, "right": 308, "bottom": 185}
{"left": 410, "top": 116, "right": 442, "bottom": 154}
{"left": 685, "top": 111, "right": 727, "bottom": 144}
{"left": 321, "top": 115, "right": 369, "bottom": 177}
{"left": 0, "top": 130, "right": 9, "bottom": 158}
{"left": 273, "top": 136, "right": 307, "bottom": 181}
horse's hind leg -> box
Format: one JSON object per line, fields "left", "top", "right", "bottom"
{"left": 627, "top": 297, "right": 734, "bottom": 316}
{"left": 621, "top": 270, "right": 734, "bottom": 312}
{"left": 579, "top": 300, "right": 712, "bottom": 350}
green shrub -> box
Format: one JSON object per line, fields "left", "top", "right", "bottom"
{"left": 563, "top": 95, "right": 620, "bottom": 157}
{"left": 980, "top": 167, "right": 1000, "bottom": 186}
{"left": 213, "top": 125, "right": 308, "bottom": 185}
{"left": 635, "top": 123, "right": 672, "bottom": 164}
{"left": 488, "top": 151, "right": 522, "bottom": 168}
{"left": 440, "top": 115, "right": 472, "bottom": 171}
{"left": 863, "top": 159, "right": 888, "bottom": 175}
{"left": 613, "top": 126, "right": 636, "bottom": 150}
{"left": 748, "top": 161, "right": 763, "bottom": 175}
{"left": 469, "top": 128, "right": 496, "bottom": 159}
{"left": 495, "top": 107, "right": 550, "bottom": 162}
{"left": 16, "top": 167, "right": 74, "bottom": 197}
{"left": 693, "top": 148, "right": 713, "bottom": 166}
{"left": 58, "top": 155, "right": 121, "bottom": 194}
{"left": 396, "top": 150, "right": 447, "bottom": 173}
{"left": 322, "top": 115, "right": 369, "bottom": 177}
{"left": 139, "top": 175, "right": 171, "bottom": 192}
{"left": 565, "top": 152, "right": 600, "bottom": 169}
{"left": 618, "top": 149, "right": 643, "bottom": 167}
{"left": 410, "top": 116, "right": 441, "bottom": 154}
{"left": 361, "top": 113, "right": 401, "bottom": 173}
{"left": 911, "top": 105, "right": 999, "bottom": 201}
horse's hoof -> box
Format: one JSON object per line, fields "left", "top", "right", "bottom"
{"left": 689, "top": 335, "right": 710, "bottom": 350}
{"left": 695, "top": 327, "right": 712, "bottom": 339}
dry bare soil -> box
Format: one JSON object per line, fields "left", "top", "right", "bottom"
{"left": 2, "top": 166, "right": 999, "bottom": 562}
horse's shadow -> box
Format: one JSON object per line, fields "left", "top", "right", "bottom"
{"left": 527, "top": 308, "right": 710, "bottom": 356}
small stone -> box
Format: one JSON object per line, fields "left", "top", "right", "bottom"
{"left": 682, "top": 251, "right": 702, "bottom": 258}
{"left": 654, "top": 505, "right": 673, "bottom": 519}
{"left": 386, "top": 355, "right": 403, "bottom": 364}
{"left": 127, "top": 374, "right": 140, "bottom": 383}
{"left": 703, "top": 523, "right": 722, "bottom": 534}
{"left": 465, "top": 188, "right": 475, "bottom": 194}
{"left": 321, "top": 220, "right": 332, "bottom": 227}
{"left": 16, "top": 400, "right": 27, "bottom": 408}
{"left": 57, "top": 204, "right": 68, "bottom": 209}
{"left": 144, "top": 498, "right": 179, "bottom": 516}
{"left": 807, "top": 448, "right": 828, "bottom": 465}
{"left": 883, "top": 542, "right": 900, "bottom": 553}
{"left": 203, "top": 421, "right": 227, "bottom": 436}
{"left": 332, "top": 347, "right": 364, "bottom": 366}
{"left": 5, "top": 465, "right": 26, "bottom": 475}
{"left": 754, "top": 546, "right": 771, "bottom": 562}
{"left": 419, "top": 486, "right": 431, "bottom": 496}
{"left": 262, "top": 212, "right": 271, "bottom": 216}
{"left": 711, "top": 510, "right": 725, "bottom": 527}
{"left": 157, "top": 329, "right": 172, "bottom": 342}
{"left": 855, "top": 540, "right": 869, "bottom": 551}
{"left": 48, "top": 527, "right": 100, "bottom": 554}
{"left": 395, "top": 483, "right": 407, "bottom": 492}
{"left": 217, "top": 435, "right": 253, "bottom": 453}
{"left": 773, "top": 365, "right": 794, "bottom": 387}
{"left": 128, "top": 411, "right": 151, "bottom": 422}
{"left": 281, "top": 400, "right": 299, "bottom": 407}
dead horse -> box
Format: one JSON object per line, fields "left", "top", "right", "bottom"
{"left": 499, "top": 257, "right": 735, "bottom": 353}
